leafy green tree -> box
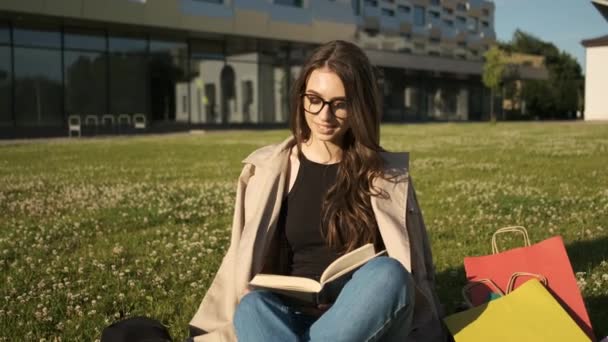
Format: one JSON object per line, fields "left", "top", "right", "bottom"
{"left": 482, "top": 46, "right": 506, "bottom": 122}
{"left": 505, "top": 30, "right": 583, "bottom": 119}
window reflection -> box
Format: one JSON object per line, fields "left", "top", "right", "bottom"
{"left": 0, "top": 25, "right": 9, "bottom": 44}
{"left": 259, "top": 40, "right": 289, "bottom": 123}
{"left": 65, "top": 28, "right": 106, "bottom": 51}
{"left": 14, "top": 27, "right": 61, "bottom": 48}
{"left": 14, "top": 47, "right": 63, "bottom": 126}
{"left": 150, "top": 39, "right": 187, "bottom": 54}
{"left": 109, "top": 54, "right": 147, "bottom": 115}
{"left": 190, "top": 38, "right": 224, "bottom": 60}
{"left": 149, "top": 39, "right": 189, "bottom": 123}
{"left": 381, "top": 67, "right": 473, "bottom": 121}
{"left": 0, "top": 46, "right": 11, "bottom": 126}
{"left": 188, "top": 38, "right": 225, "bottom": 124}
{"left": 259, "top": 63, "right": 289, "bottom": 123}
{"left": 414, "top": 6, "right": 426, "bottom": 26}
{"left": 64, "top": 51, "right": 108, "bottom": 117}
{"left": 109, "top": 35, "right": 148, "bottom": 117}
{"left": 224, "top": 37, "right": 259, "bottom": 123}
{"left": 2, "top": 23, "right": 327, "bottom": 130}
{"left": 109, "top": 35, "right": 147, "bottom": 54}
{"left": 223, "top": 59, "right": 258, "bottom": 124}
{"left": 188, "top": 60, "right": 216, "bottom": 124}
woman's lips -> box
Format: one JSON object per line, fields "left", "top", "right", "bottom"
{"left": 316, "top": 123, "right": 337, "bottom": 133}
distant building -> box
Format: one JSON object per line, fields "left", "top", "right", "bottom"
{"left": 582, "top": 0, "right": 608, "bottom": 121}
{"left": 501, "top": 52, "right": 548, "bottom": 116}
{"left": 0, "top": 0, "right": 541, "bottom": 138}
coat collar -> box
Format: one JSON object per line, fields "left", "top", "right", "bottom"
{"left": 242, "top": 136, "right": 296, "bottom": 169}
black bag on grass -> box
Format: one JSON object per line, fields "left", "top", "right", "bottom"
{"left": 101, "top": 316, "right": 172, "bottom": 342}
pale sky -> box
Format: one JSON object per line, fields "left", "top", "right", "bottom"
{"left": 494, "top": 0, "right": 607, "bottom": 72}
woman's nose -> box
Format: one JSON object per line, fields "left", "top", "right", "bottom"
{"left": 317, "top": 104, "right": 334, "bottom": 121}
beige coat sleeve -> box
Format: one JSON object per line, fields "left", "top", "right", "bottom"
{"left": 189, "top": 163, "right": 255, "bottom": 342}
{"left": 405, "top": 175, "right": 446, "bottom": 341}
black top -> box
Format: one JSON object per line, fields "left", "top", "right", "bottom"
{"left": 276, "top": 152, "right": 342, "bottom": 281}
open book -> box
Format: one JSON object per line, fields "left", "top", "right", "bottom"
{"left": 249, "top": 243, "right": 386, "bottom": 306}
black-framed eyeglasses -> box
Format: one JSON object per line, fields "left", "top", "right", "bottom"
{"left": 301, "top": 93, "right": 348, "bottom": 117}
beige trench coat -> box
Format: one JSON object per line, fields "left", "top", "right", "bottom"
{"left": 190, "top": 137, "right": 445, "bottom": 342}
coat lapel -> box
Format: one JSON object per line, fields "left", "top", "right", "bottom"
{"left": 233, "top": 138, "right": 292, "bottom": 295}
{"left": 372, "top": 152, "right": 412, "bottom": 271}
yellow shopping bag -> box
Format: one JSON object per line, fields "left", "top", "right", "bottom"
{"left": 444, "top": 279, "right": 591, "bottom": 341}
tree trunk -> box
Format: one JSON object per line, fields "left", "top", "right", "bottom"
{"left": 490, "top": 88, "right": 495, "bottom": 122}
{"left": 502, "top": 86, "right": 506, "bottom": 120}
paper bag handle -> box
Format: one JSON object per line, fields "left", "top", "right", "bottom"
{"left": 506, "top": 272, "right": 548, "bottom": 293}
{"left": 491, "top": 226, "right": 531, "bottom": 254}
{"left": 462, "top": 278, "right": 505, "bottom": 308}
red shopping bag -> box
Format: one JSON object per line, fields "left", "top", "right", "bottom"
{"left": 464, "top": 226, "right": 594, "bottom": 340}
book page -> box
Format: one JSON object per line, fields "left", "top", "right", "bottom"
{"left": 320, "top": 244, "right": 386, "bottom": 285}
{"left": 250, "top": 274, "right": 322, "bottom": 293}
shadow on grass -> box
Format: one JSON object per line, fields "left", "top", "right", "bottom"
{"left": 435, "top": 235, "right": 608, "bottom": 339}
{"left": 567, "top": 236, "right": 608, "bottom": 274}
{"left": 567, "top": 235, "right": 608, "bottom": 339}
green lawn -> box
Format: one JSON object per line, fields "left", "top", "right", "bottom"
{"left": 1, "top": 122, "right": 607, "bottom": 340}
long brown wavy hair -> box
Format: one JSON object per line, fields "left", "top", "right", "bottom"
{"left": 290, "top": 40, "right": 387, "bottom": 254}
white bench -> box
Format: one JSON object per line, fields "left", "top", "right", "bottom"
{"left": 133, "top": 113, "right": 146, "bottom": 129}
{"left": 101, "top": 114, "right": 115, "bottom": 127}
{"left": 68, "top": 115, "right": 81, "bottom": 137}
{"left": 118, "top": 114, "right": 131, "bottom": 126}
{"left": 85, "top": 115, "right": 99, "bottom": 126}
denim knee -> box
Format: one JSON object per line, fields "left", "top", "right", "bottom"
{"left": 358, "top": 256, "right": 412, "bottom": 304}
{"left": 364, "top": 257, "right": 409, "bottom": 283}
{"left": 234, "top": 290, "right": 272, "bottom": 327}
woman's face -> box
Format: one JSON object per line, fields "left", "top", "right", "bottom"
{"left": 302, "top": 67, "right": 349, "bottom": 146}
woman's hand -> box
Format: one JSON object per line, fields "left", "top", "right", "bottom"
{"left": 317, "top": 303, "right": 332, "bottom": 312}
{"left": 297, "top": 303, "right": 333, "bottom": 317}
{"left": 238, "top": 287, "right": 251, "bottom": 302}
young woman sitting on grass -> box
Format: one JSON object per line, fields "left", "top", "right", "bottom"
{"left": 188, "top": 40, "right": 445, "bottom": 342}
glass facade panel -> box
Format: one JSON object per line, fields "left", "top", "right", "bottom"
{"left": 220, "top": 59, "right": 258, "bottom": 124}
{"left": 14, "top": 27, "right": 61, "bottom": 48}
{"left": 64, "top": 51, "right": 107, "bottom": 117}
{"left": 468, "top": 17, "right": 479, "bottom": 31}
{"left": 109, "top": 53, "right": 147, "bottom": 115}
{"left": 258, "top": 40, "right": 288, "bottom": 65}
{"left": 404, "top": 86, "right": 423, "bottom": 120}
{"left": 108, "top": 35, "right": 148, "bottom": 117}
{"left": 225, "top": 37, "right": 258, "bottom": 63}
{"left": 218, "top": 37, "right": 261, "bottom": 123}
{"left": 150, "top": 39, "right": 187, "bottom": 55}
{"left": 149, "top": 51, "right": 189, "bottom": 123}
{"left": 190, "top": 38, "right": 224, "bottom": 60}
{"left": 275, "top": 0, "right": 303, "bottom": 7}
{"left": 65, "top": 29, "right": 106, "bottom": 51}
{"left": 259, "top": 63, "right": 289, "bottom": 123}
{"left": 381, "top": 67, "right": 406, "bottom": 121}
{"left": 289, "top": 43, "right": 315, "bottom": 66}
{"left": 109, "top": 35, "right": 147, "bottom": 54}
{"left": 190, "top": 37, "right": 270, "bottom": 125}
{"left": 0, "top": 46, "right": 11, "bottom": 126}
{"left": 414, "top": 6, "right": 426, "bottom": 26}
{"left": 189, "top": 57, "right": 223, "bottom": 124}
{"left": 150, "top": 39, "right": 189, "bottom": 123}
{"left": 0, "top": 24, "right": 9, "bottom": 44}
{"left": 14, "top": 47, "right": 63, "bottom": 126}
{"left": 258, "top": 41, "right": 289, "bottom": 123}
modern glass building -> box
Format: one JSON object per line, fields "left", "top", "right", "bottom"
{"left": 0, "top": 0, "right": 516, "bottom": 138}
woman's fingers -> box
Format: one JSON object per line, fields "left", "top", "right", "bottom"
{"left": 317, "top": 303, "right": 332, "bottom": 311}
{"left": 238, "top": 287, "right": 251, "bottom": 302}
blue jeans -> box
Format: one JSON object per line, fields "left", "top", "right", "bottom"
{"left": 234, "top": 256, "right": 415, "bottom": 342}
